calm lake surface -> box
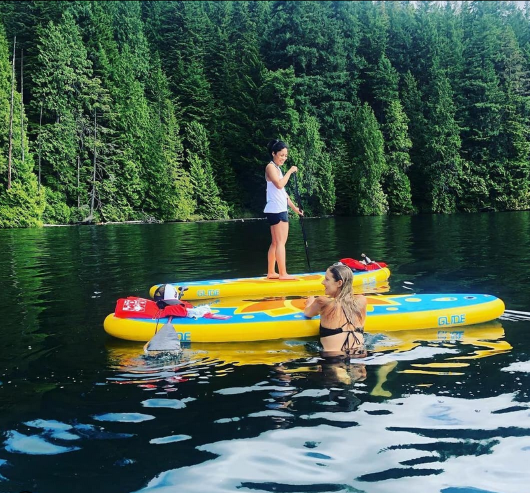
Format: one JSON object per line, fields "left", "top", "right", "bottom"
{"left": 1, "top": 213, "right": 530, "bottom": 493}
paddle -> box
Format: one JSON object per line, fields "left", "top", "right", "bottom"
{"left": 145, "top": 316, "right": 182, "bottom": 354}
{"left": 293, "top": 171, "right": 311, "bottom": 271}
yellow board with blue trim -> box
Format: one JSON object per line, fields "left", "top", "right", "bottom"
{"left": 104, "top": 293, "right": 505, "bottom": 343}
{"left": 148, "top": 268, "right": 391, "bottom": 300}
{"left": 105, "top": 320, "right": 510, "bottom": 370}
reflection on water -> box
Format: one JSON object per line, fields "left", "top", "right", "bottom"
{"left": 2, "top": 317, "right": 528, "bottom": 493}
{"left": 1, "top": 214, "right": 530, "bottom": 493}
{"left": 133, "top": 392, "right": 530, "bottom": 493}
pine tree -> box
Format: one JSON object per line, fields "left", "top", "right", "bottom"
{"left": 32, "top": 11, "right": 103, "bottom": 223}
{"left": 154, "top": 1, "right": 215, "bottom": 128}
{"left": 143, "top": 56, "right": 195, "bottom": 221}
{"left": 184, "top": 121, "right": 229, "bottom": 220}
{"left": 370, "top": 55, "right": 413, "bottom": 214}
{"left": 401, "top": 71, "right": 430, "bottom": 210}
{"left": 337, "top": 103, "right": 387, "bottom": 216}
{"left": 264, "top": 1, "right": 356, "bottom": 142}
{"left": 459, "top": 2, "right": 509, "bottom": 211}
{"left": 294, "top": 113, "right": 335, "bottom": 216}
{"left": 382, "top": 99, "right": 414, "bottom": 214}
{"left": 0, "top": 26, "right": 44, "bottom": 227}
{"left": 423, "top": 64, "right": 464, "bottom": 213}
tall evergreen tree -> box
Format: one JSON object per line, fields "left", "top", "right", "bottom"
{"left": 423, "top": 64, "right": 464, "bottom": 213}
{"left": 370, "top": 55, "right": 413, "bottom": 214}
{"left": 184, "top": 120, "right": 229, "bottom": 220}
{"left": 0, "top": 25, "right": 44, "bottom": 227}
{"left": 459, "top": 3, "right": 509, "bottom": 211}
{"left": 32, "top": 11, "right": 103, "bottom": 223}
{"left": 294, "top": 113, "right": 335, "bottom": 216}
{"left": 264, "top": 1, "right": 356, "bottom": 142}
{"left": 337, "top": 103, "right": 387, "bottom": 216}
{"left": 382, "top": 99, "right": 414, "bottom": 214}
{"left": 143, "top": 56, "right": 195, "bottom": 221}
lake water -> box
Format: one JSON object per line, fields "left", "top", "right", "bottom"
{"left": 1, "top": 213, "right": 529, "bottom": 493}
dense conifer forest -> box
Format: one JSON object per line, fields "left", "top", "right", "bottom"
{"left": 0, "top": 1, "right": 529, "bottom": 227}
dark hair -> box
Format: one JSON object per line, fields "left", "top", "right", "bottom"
{"left": 267, "top": 139, "right": 288, "bottom": 159}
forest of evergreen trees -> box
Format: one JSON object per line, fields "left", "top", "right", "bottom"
{"left": 0, "top": 1, "right": 529, "bottom": 227}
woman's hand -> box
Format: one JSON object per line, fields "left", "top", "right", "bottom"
{"left": 288, "top": 166, "right": 298, "bottom": 175}
{"left": 304, "top": 295, "right": 322, "bottom": 318}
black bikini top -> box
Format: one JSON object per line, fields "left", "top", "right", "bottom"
{"left": 319, "top": 306, "right": 365, "bottom": 354}
{"left": 319, "top": 305, "right": 364, "bottom": 338}
{"left": 319, "top": 322, "right": 364, "bottom": 338}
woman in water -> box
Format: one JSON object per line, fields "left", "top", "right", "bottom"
{"left": 304, "top": 263, "right": 368, "bottom": 358}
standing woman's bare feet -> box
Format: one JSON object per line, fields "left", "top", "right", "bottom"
{"left": 267, "top": 273, "right": 280, "bottom": 279}
{"left": 279, "top": 274, "right": 297, "bottom": 280}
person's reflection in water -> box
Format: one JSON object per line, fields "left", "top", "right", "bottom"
{"left": 318, "top": 354, "right": 367, "bottom": 411}
{"left": 268, "top": 352, "right": 368, "bottom": 416}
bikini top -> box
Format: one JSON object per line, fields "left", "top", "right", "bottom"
{"left": 319, "top": 305, "right": 364, "bottom": 336}
{"left": 319, "top": 307, "right": 365, "bottom": 354}
{"left": 319, "top": 323, "right": 364, "bottom": 338}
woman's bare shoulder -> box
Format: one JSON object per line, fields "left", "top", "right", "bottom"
{"left": 354, "top": 294, "right": 367, "bottom": 305}
{"left": 318, "top": 296, "right": 336, "bottom": 312}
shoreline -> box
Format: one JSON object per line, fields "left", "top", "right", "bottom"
{"left": 42, "top": 215, "right": 331, "bottom": 227}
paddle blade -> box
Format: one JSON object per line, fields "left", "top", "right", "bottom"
{"left": 145, "top": 323, "right": 182, "bottom": 353}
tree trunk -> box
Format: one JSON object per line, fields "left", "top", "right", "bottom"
{"left": 77, "top": 120, "right": 84, "bottom": 209}
{"left": 7, "top": 37, "right": 16, "bottom": 190}
{"left": 20, "top": 48, "right": 24, "bottom": 164}
{"left": 38, "top": 101, "right": 43, "bottom": 190}
{"left": 90, "top": 110, "right": 97, "bottom": 219}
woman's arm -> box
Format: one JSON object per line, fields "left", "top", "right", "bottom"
{"left": 355, "top": 295, "right": 368, "bottom": 323}
{"left": 287, "top": 195, "right": 303, "bottom": 215}
{"left": 266, "top": 163, "right": 298, "bottom": 189}
{"left": 304, "top": 296, "right": 328, "bottom": 318}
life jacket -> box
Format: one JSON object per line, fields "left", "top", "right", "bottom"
{"left": 339, "top": 258, "right": 387, "bottom": 271}
{"left": 115, "top": 296, "right": 192, "bottom": 319}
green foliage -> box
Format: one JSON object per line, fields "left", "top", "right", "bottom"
{"left": 1, "top": 0, "right": 530, "bottom": 228}
{"left": 422, "top": 65, "right": 464, "bottom": 213}
{"left": 143, "top": 57, "right": 195, "bottom": 221}
{"left": 294, "top": 113, "right": 335, "bottom": 216}
{"left": 382, "top": 100, "right": 414, "bottom": 214}
{"left": 0, "top": 180, "right": 45, "bottom": 227}
{"left": 369, "top": 55, "right": 413, "bottom": 214}
{"left": 42, "top": 187, "right": 71, "bottom": 224}
{"left": 337, "top": 103, "right": 388, "bottom": 216}
{"left": 0, "top": 24, "right": 43, "bottom": 226}
{"left": 184, "top": 121, "right": 229, "bottom": 220}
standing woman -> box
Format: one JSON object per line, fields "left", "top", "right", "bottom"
{"left": 304, "top": 263, "right": 368, "bottom": 358}
{"left": 264, "top": 140, "right": 303, "bottom": 280}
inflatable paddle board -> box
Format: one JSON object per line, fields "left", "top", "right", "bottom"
{"left": 105, "top": 320, "right": 509, "bottom": 371}
{"left": 104, "top": 293, "right": 505, "bottom": 343}
{"left": 149, "top": 267, "right": 391, "bottom": 300}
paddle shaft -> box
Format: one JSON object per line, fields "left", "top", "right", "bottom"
{"left": 293, "top": 172, "right": 311, "bottom": 271}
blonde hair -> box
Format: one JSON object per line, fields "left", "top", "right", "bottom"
{"left": 328, "top": 264, "right": 365, "bottom": 327}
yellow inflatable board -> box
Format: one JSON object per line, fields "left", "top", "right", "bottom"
{"left": 105, "top": 321, "right": 510, "bottom": 376}
{"left": 149, "top": 268, "right": 391, "bottom": 300}
{"left": 106, "top": 338, "right": 314, "bottom": 369}
{"left": 371, "top": 321, "right": 511, "bottom": 360}
{"left": 104, "top": 292, "right": 505, "bottom": 343}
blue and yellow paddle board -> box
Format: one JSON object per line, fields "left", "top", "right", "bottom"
{"left": 149, "top": 268, "right": 391, "bottom": 300}
{"left": 104, "top": 293, "right": 505, "bottom": 343}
